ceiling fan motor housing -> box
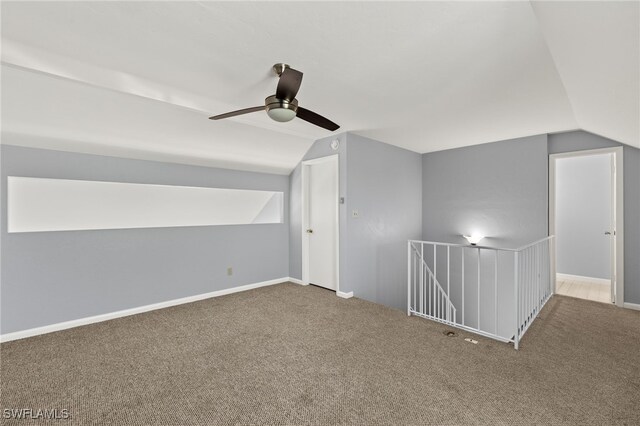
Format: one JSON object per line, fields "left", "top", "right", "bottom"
{"left": 265, "top": 95, "right": 298, "bottom": 122}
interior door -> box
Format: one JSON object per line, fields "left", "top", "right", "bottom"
{"left": 609, "top": 153, "right": 617, "bottom": 303}
{"left": 554, "top": 152, "right": 613, "bottom": 303}
{"left": 306, "top": 158, "right": 338, "bottom": 290}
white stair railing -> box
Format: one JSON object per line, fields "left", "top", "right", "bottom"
{"left": 407, "top": 236, "right": 555, "bottom": 349}
{"left": 514, "top": 237, "right": 556, "bottom": 348}
{"left": 409, "top": 242, "right": 456, "bottom": 324}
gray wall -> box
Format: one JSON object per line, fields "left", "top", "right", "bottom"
{"left": 422, "top": 130, "right": 639, "bottom": 305}
{"left": 556, "top": 154, "right": 611, "bottom": 279}
{"left": 422, "top": 134, "right": 549, "bottom": 248}
{"left": 4, "top": 129, "right": 637, "bottom": 335}
{"left": 289, "top": 133, "right": 422, "bottom": 310}
{"left": 421, "top": 134, "right": 548, "bottom": 333}
{"left": 344, "top": 134, "right": 422, "bottom": 309}
{"left": 549, "top": 131, "right": 640, "bottom": 304}
{"left": 1, "top": 144, "right": 290, "bottom": 335}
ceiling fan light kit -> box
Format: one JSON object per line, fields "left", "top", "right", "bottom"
{"left": 209, "top": 63, "right": 339, "bottom": 131}
{"left": 265, "top": 95, "right": 297, "bottom": 122}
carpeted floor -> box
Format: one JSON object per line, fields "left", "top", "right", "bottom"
{"left": 1, "top": 283, "right": 639, "bottom": 425}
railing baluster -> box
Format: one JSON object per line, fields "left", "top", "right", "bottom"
{"left": 514, "top": 250, "right": 519, "bottom": 350}
{"left": 447, "top": 246, "right": 450, "bottom": 317}
{"left": 438, "top": 280, "right": 441, "bottom": 320}
{"left": 529, "top": 248, "right": 533, "bottom": 319}
{"left": 529, "top": 248, "right": 533, "bottom": 320}
{"left": 462, "top": 247, "right": 465, "bottom": 326}
{"left": 420, "top": 243, "right": 424, "bottom": 314}
{"left": 524, "top": 249, "right": 531, "bottom": 324}
{"left": 530, "top": 248, "right": 534, "bottom": 318}
{"left": 429, "top": 269, "right": 432, "bottom": 317}
{"left": 521, "top": 251, "right": 524, "bottom": 330}
{"left": 437, "top": 278, "right": 439, "bottom": 319}
{"left": 524, "top": 248, "right": 527, "bottom": 324}
{"left": 494, "top": 249, "right": 498, "bottom": 336}
{"left": 433, "top": 244, "right": 437, "bottom": 288}
{"left": 433, "top": 244, "right": 437, "bottom": 318}
{"left": 534, "top": 248, "right": 537, "bottom": 313}
{"left": 524, "top": 248, "right": 528, "bottom": 323}
{"left": 477, "top": 248, "right": 481, "bottom": 330}
{"left": 537, "top": 243, "right": 541, "bottom": 313}
{"left": 408, "top": 241, "right": 412, "bottom": 315}
{"left": 428, "top": 266, "right": 431, "bottom": 316}
{"left": 426, "top": 272, "right": 429, "bottom": 316}
{"left": 548, "top": 239, "right": 552, "bottom": 297}
{"left": 424, "top": 268, "right": 427, "bottom": 316}
{"left": 532, "top": 248, "right": 535, "bottom": 315}
{"left": 547, "top": 241, "right": 551, "bottom": 298}
{"left": 430, "top": 273, "right": 433, "bottom": 317}
{"left": 413, "top": 246, "right": 416, "bottom": 313}
{"left": 426, "top": 266, "right": 429, "bottom": 316}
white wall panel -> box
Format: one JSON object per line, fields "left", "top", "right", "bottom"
{"left": 8, "top": 176, "right": 283, "bottom": 233}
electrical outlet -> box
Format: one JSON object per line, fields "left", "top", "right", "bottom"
{"left": 227, "top": 267, "right": 233, "bottom": 276}
{"left": 352, "top": 209, "right": 359, "bottom": 218}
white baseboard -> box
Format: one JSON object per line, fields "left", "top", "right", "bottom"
{"left": 337, "top": 290, "right": 353, "bottom": 299}
{"left": 287, "top": 277, "right": 306, "bottom": 285}
{"left": 288, "top": 277, "right": 349, "bottom": 298}
{"left": 0, "top": 277, "right": 290, "bottom": 343}
{"left": 623, "top": 302, "right": 640, "bottom": 311}
{"left": 556, "top": 273, "right": 610, "bottom": 286}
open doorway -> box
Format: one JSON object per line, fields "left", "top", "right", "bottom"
{"left": 301, "top": 155, "right": 339, "bottom": 292}
{"left": 549, "top": 147, "right": 624, "bottom": 306}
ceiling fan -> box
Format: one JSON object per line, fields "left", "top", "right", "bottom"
{"left": 209, "top": 63, "right": 340, "bottom": 131}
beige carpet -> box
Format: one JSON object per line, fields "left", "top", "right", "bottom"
{"left": 1, "top": 283, "right": 639, "bottom": 425}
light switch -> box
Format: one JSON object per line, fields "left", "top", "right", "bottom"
{"left": 352, "top": 209, "right": 359, "bottom": 218}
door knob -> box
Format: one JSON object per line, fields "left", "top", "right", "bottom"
{"left": 306, "top": 229, "right": 313, "bottom": 234}
{"left": 604, "top": 231, "right": 611, "bottom": 235}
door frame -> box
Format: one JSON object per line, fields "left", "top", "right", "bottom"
{"left": 548, "top": 146, "right": 624, "bottom": 307}
{"left": 301, "top": 154, "right": 340, "bottom": 292}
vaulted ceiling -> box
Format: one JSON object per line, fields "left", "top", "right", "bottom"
{"left": 1, "top": 1, "right": 638, "bottom": 174}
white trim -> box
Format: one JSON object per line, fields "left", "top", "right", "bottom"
{"left": 548, "top": 146, "right": 622, "bottom": 160}
{"left": 549, "top": 146, "right": 624, "bottom": 307}
{"left": 301, "top": 155, "right": 340, "bottom": 166}
{"left": 336, "top": 291, "right": 353, "bottom": 299}
{"left": 0, "top": 277, "right": 289, "bottom": 343}
{"left": 623, "top": 302, "right": 640, "bottom": 311}
{"left": 287, "top": 277, "right": 306, "bottom": 285}
{"left": 301, "top": 161, "right": 310, "bottom": 285}
{"left": 301, "top": 154, "right": 341, "bottom": 294}
{"left": 556, "top": 273, "right": 610, "bottom": 286}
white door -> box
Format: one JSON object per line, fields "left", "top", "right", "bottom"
{"left": 609, "top": 153, "right": 617, "bottom": 303}
{"left": 304, "top": 156, "right": 338, "bottom": 290}
{"left": 550, "top": 149, "right": 623, "bottom": 305}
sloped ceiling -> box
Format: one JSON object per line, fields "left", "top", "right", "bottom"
{"left": 1, "top": 1, "right": 637, "bottom": 174}
{"left": 531, "top": 1, "right": 639, "bottom": 148}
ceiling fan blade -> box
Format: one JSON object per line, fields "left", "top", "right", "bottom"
{"left": 276, "top": 68, "right": 303, "bottom": 101}
{"left": 296, "top": 107, "right": 340, "bottom": 131}
{"left": 209, "top": 106, "right": 264, "bottom": 120}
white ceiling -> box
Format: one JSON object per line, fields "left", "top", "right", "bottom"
{"left": 531, "top": 1, "right": 639, "bottom": 147}
{"left": 1, "top": 1, "right": 638, "bottom": 174}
